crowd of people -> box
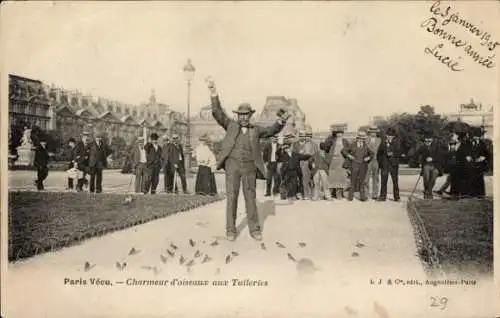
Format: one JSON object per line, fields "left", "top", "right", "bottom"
{"left": 261, "top": 124, "right": 491, "bottom": 202}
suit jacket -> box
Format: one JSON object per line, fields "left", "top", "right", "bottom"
{"left": 415, "top": 142, "right": 444, "bottom": 172}
{"left": 211, "top": 95, "right": 285, "bottom": 176}
{"left": 131, "top": 145, "right": 146, "bottom": 167}
{"left": 34, "top": 146, "right": 50, "bottom": 168}
{"left": 277, "top": 150, "right": 311, "bottom": 175}
{"left": 444, "top": 142, "right": 467, "bottom": 174}
{"left": 463, "top": 139, "right": 489, "bottom": 172}
{"left": 74, "top": 141, "right": 91, "bottom": 170}
{"left": 366, "top": 136, "right": 381, "bottom": 162}
{"left": 144, "top": 143, "right": 162, "bottom": 169}
{"left": 321, "top": 135, "right": 350, "bottom": 168}
{"left": 263, "top": 142, "right": 280, "bottom": 163}
{"left": 377, "top": 137, "right": 402, "bottom": 168}
{"left": 163, "top": 143, "right": 184, "bottom": 166}
{"left": 341, "top": 141, "right": 374, "bottom": 166}
{"left": 88, "top": 141, "right": 112, "bottom": 169}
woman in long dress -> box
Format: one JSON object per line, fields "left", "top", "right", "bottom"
{"left": 194, "top": 134, "right": 217, "bottom": 196}
{"left": 326, "top": 130, "right": 348, "bottom": 199}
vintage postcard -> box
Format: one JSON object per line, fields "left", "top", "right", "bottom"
{"left": 1, "top": 1, "right": 498, "bottom": 317}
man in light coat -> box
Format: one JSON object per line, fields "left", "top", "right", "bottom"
{"left": 365, "top": 126, "right": 381, "bottom": 200}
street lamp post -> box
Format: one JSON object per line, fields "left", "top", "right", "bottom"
{"left": 183, "top": 59, "right": 195, "bottom": 170}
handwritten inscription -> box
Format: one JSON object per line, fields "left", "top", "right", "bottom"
{"left": 421, "top": 0, "right": 498, "bottom": 71}
{"left": 430, "top": 296, "right": 449, "bottom": 310}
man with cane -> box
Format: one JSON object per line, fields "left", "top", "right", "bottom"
{"left": 414, "top": 132, "right": 444, "bottom": 199}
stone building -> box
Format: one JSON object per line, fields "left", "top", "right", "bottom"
{"left": 8, "top": 74, "right": 187, "bottom": 145}
{"left": 443, "top": 98, "right": 494, "bottom": 139}
{"left": 256, "top": 96, "right": 308, "bottom": 137}
{"left": 190, "top": 105, "right": 226, "bottom": 148}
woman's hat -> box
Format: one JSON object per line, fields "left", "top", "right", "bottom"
{"left": 233, "top": 103, "right": 255, "bottom": 115}
{"left": 199, "top": 133, "right": 210, "bottom": 142}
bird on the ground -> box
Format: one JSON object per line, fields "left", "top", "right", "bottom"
{"left": 276, "top": 242, "right": 286, "bottom": 248}
{"left": 179, "top": 255, "right": 186, "bottom": 265}
{"left": 225, "top": 255, "right": 232, "bottom": 264}
{"left": 128, "top": 247, "right": 140, "bottom": 255}
{"left": 186, "top": 260, "right": 195, "bottom": 267}
{"left": 298, "top": 242, "right": 307, "bottom": 247}
{"left": 115, "top": 261, "right": 127, "bottom": 270}
{"left": 231, "top": 251, "right": 239, "bottom": 257}
{"left": 194, "top": 250, "right": 202, "bottom": 258}
{"left": 166, "top": 249, "right": 175, "bottom": 257}
{"left": 351, "top": 251, "right": 359, "bottom": 257}
{"left": 287, "top": 253, "right": 297, "bottom": 262}
{"left": 170, "top": 243, "right": 178, "bottom": 250}
{"left": 189, "top": 239, "right": 196, "bottom": 247}
{"left": 160, "top": 254, "right": 168, "bottom": 263}
{"left": 210, "top": 240, "right": 219, "bottom": 246}
{"left": 201, "top": 255, "right": 212, "bottom": 264}
{"left": 260, "top": 243, "right": 266, "bottom": 250}
{"left": 355, "top": 241, "right": 365, "bottom": 248}
{"left": 84, "top": 261, "right": 95, "bottom": 272}
{"left": 141, "top": 265, "right": 153, "bottom": 271}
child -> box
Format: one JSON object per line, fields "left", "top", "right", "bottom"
{"left": 278, "top": 137, "right": 312, "bottom": 201}
{"left": 66, "top": 163, "right": 83, "bottom": 191}
{"left": 311, "top": 143, "right": 332, "bottom": 200}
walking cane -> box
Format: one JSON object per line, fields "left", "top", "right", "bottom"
{"left": 409, "top": 174, "right": 422, "bottom": 199}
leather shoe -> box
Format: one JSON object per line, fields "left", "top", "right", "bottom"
{"left": 377, "top": 197, "right": 386, "bottom": 202}
{"left": 250, "top": 232, "right": 263, "bottom": 241}
{"left": 226, "top": 233, "right": 236, "bottom": 242}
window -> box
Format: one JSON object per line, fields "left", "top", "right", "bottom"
{"left": 117, "top": 106, "right": 122, "bottom": 114}
{"left": 132, "top": 110, "right": 137, "bottom": 116}
{"left": 147, "top": 112, "right": 151, "bottom": 118}
{"left": 125, "top": 108, "right": 130, "bottom": 115}
{"left": 153, "top": 114, "right": 157, "bottom": 120}
{"left": 108, "top": 105, "right": 113, "bottom": 112}
{"left": 140, "top": 111, "right": 145, "bottom": 117}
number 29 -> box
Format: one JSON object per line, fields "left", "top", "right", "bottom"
{"left": 430, "top": 297, "right": 448, "bottom": 310}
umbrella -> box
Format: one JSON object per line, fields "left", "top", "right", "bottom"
{"left": 443, "top": 121, "right": 471, "bottom": 134}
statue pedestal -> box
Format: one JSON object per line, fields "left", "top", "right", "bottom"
{"left": 16, "top": 145, "right": 34, "bottom": 167}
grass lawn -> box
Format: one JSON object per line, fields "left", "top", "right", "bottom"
{"left": 8, "top": 191, "right": 223, "bottom": 261}
{"left": 408, "top": 197, "right": 493, "bottom": 276}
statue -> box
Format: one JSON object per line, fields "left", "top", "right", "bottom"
{"left": 21, "top": 126, "right": 33, "bottom": 147}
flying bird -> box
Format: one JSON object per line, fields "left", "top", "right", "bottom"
{"left": 260, "top": 243, "right": 266, "bottom": 250}
{"left": 115, "top": 261, "right": 127, "bottom": 270}
{"left": 201, "top": 255, "right": 212, "bottom": 264}
{"left": 194, "top": 250, "right": 202, "bottom": 258}
{"left": 128, "top": 247, "right": 140, "bottom": 255}
{"left": 166, "top": 249, "right": 175, "bottom": 257}
{"left": 170, "top": 243, "right": 178, "bottom": 250}
{"left": 287, "top": 253, "right": 297, "bottom": 262}
{"left": 84, "top": 261, "right": 95, "bottom": 272}
{"left": 189, "top": 239, "right": 196, "bottom": 247}
{"left": 276, "top": 242, "right": 286, "bottom": 248}
{"left": 298, "top": 242, "right": 307, "bottom": 247}
{"left": 231, "top": 251, "right": 239, "bottom": 257}
{"left": 179, "top": 255, "right": 186, "bottom": 265}
{"left": 186, "top": 260, "right": 195, "bottom": 267}
{"left": 351, "top": 251, "right": 359, "bottom": 257}
{"left": 210, "top": 240, "right": 219, "bottom": 246}
{"left": 160, "top": 254, "right": 168, "bottom": 263}
{"left": 225, "top": 255, "right": 232, "bottom": 264}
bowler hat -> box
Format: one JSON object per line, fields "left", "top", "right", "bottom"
{"left": 368, "top": 126, "right": 379, "bottom": 133}
{"left": 470, "top": 126, "right": 482, "bottom": 137}
{"left": 386, "top": 127, "right": 397, "bottom": 136}
{"left": 150, "top": 133, "right": 159, "bottom": 141}
{"left": 233, "top": 103, "right": 255, "bottom": 115}
{"left": 356, "top": 131, "right": 367, "bottom": 139}
{"left": 68, "top": 138, "right": 76, "bottom": 143}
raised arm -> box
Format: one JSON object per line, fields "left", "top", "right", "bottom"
{"left": 206, "top": 77, "right": 230, "bottom": 130}
{"left": 257, "top": 120, "right": 286, "bottom": 139}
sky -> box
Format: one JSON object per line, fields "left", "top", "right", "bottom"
{"left": 2, "top": 1, "right": 498, "bottom": 131}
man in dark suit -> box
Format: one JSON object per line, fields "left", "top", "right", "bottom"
{"left": 414, "top": 132, "right": 444, "bottom": 199}
{"left": 377, "top": 127, "right": 401, "bottom": 201}
{"left": 131, "top": 137, "right": 148, "bottom": 193}
{"left": 262, "top": 136, "right": 281, "bottom": 196}
{"left": 278, "top": 136, "right": 312, "bottom": 201}
{"left": 341, "top": 131, "right": 374, "bottom": 201}
{"left": 206, "top": 76, "right": 289, "bottom": 241}
{"left": 144, "top": 133, "right": 162, "bottom": 194}
{"left": 463, "top": 126, "right": 490, "bottom": 198}
{"left": 74, "top": 132, "right": 91, "bottom": 191}
{"left": 88, "top": 133, "right": 112, "bottom": 193}
{"left": 161, "top": 135, "right": 172, "bottom": 192}
{"left": 163, "top": 134, "right": 188, "bottom": 194}
{"left": 34, "top": 138, "right": 50, "bottom": 190}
